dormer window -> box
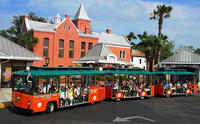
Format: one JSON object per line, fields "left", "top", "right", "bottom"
{"left": 63, "top": 25, "right": 66, "bottom": 30}
{"left": 123, "top": 51, "right": 126, "bottom": 58}
{"left": 120, "top": 51, "right": 122, "bottom": 58}
{"left": 69, "top": 26, "right": 71, "bottom": 31}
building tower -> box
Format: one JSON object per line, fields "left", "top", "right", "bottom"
{"left": 72, "top": 4, "right": 91, "bottom": 34}
{"left": 54, "top": 12, "right": 61, "bottom": 23}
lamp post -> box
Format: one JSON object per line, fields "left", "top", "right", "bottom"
{"left": 44, "top": 57, "right": 50, "bottom": 66}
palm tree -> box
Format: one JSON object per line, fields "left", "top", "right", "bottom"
{"left": 17, "top": 32, "right": 38, "bottom": 51}
{"left": 126, "top": 32, "right": 137, "bottom": 49}
{"left": 137, "top": 32, "right": 153, "bottom": 71}
{"left": 150, "top": 4, "right": 172, "bottom": 68}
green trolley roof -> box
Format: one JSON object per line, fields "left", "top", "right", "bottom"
{"left": 153, "top": 71, "right": 196, "bottom": 75}
{"left": 12, "top": 67, "right": 196, "bottom": 77}
{"left": 13, "top": 67, "right": 104, "bottom": 77}
{"left": 104, "top": 70, "right": 153, "bottom": 75}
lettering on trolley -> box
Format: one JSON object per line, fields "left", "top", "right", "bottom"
{"left": 35, "top": 94, "right": 57, "bottom": 99}
{"left": 90, "top": 89, "right": 97, "bottom": 94}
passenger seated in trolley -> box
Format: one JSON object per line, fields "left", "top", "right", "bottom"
{"left": 164, "top": 80, "right": 169, "bottom": 91}
{"left": 68, "top": 84, "right": 74, "bottom": 105}
{"left": 113, "top": 81, "right": 119, "bottom": 97}
{"left": 74, "top": 84, "right": 81, "bottom": 103}
{"left": 83, "top": 84, "right": 89, "bottom": 102}
{"left": 59, "top": 86, "right": 67, "bottom": 106}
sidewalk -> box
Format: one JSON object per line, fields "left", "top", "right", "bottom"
{"left": 0, "top": 88, "right": 12, "bottom": 109}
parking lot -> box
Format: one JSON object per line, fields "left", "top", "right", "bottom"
{"left": 0, "top": 95, "right": 200, "bottom": 124}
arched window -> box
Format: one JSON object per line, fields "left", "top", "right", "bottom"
{"left": 120, "top": 50, "right": 122, "bottom": 58}
{"left": 88, "top": 42, "right": 93, "bottom": 50}
{"left": 81, "top": 42, "right": 86, "bottom": 57}
{"left": 43, "top": 38, "right": 49, "bottom": 57}
{"left": 59, "top": 39, "right": 64, "bottom": 57}
{"left": 69, "top": 40, "right": 74, "bottom": 58}
{"left": 123, "top": 51, "right": 126, "bottom": 58}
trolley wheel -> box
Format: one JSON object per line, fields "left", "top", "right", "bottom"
{"left": 116, "top": 98, "right": 121, "bottom": 101}
{"left": 166, "top": 95, "right": 170, "bottom": 98}
{"left": 140, "top": 96, "right": 145, "bottom": 100}
{"left": 46, "top": 102, "right": 54, "bottom": 113}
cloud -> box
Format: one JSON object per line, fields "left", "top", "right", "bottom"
{"left": 0, "top": 0, "right": 200, "bottom": 49}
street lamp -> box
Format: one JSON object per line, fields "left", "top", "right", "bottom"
{"left": 44, "top": 57, "right": 50, "bottom": 66}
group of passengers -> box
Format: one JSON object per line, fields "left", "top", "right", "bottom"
{"left": 161, "top": 80, "right": 194, "bottom": 93}
{"left": 59, "top": 83, "right": 89, "bottom": 106}
{"left": 106, "top": 79, "right": 152, "bottom": 97}
{"left": 36, "top": 82, "right": 57, "bottom": 94}
{"left": 36, "top": 81, "right": 89, "bottom": 106}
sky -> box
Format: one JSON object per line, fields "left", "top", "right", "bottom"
{"left": 0, "top": 0, "right": 200, "bottom": 49}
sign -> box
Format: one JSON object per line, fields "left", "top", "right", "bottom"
{"left": 2, "top": 67, "right": 11, "bottom": 82}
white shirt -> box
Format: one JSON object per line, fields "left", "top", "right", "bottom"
{"left": 113, "top": 83, "right": 119, "bottom": 90}
{"left": 74, "top": 87, "right": 81, "bottom": 96}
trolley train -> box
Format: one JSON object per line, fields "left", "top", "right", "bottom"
{"left": 11, "top": 67, "right": 197, "bottom": 113}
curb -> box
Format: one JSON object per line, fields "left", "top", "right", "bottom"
{"left": 0, "top": 103, "right": 13, "bottom": 109}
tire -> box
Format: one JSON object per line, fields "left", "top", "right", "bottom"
{"left": 140, "top": 96, "right": 144, "bottom": 100}
{"left": 116, "top": 98, "right": 120, "bottom": 101}
{"left": 46, "top": 102, "right": 54, "bottom": 113}
{"left": 186, "top": 94, "right": 189, "bottom": 96}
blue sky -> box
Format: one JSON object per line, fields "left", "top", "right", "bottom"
{"left": 0, "top": 0, "right": 200, "bottom": 49}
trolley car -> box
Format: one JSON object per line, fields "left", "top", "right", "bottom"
{"left": 103, "top": 68, "right": 155, "bottom": 100}
{"left": 154, "top": 69, "right": 197, "bottom": 97}
{"left": 12, "top": 67, "right": 105, "bottom": 113}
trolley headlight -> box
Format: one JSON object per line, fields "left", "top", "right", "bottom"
{"left": 16, "top": 96, "right": 20, "bottom": 101}
{"left": 27, "top": 101, "right": 31, "bottom": 106}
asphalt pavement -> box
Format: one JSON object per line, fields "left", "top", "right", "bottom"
{"left": 0, "top": 95, "right": 200, "bottom": 124}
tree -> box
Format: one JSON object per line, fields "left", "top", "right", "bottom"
{"left": 0, "top": 12, "right": 46, "bottom": 51}
{"left": 0, "top": 30, "right": 13, "bottom": 40}
{"left": 137, "top": 32, "right": 153, "bottom": 71}
{"left": 126, "top": 32, "right": 137, "bottom": 49}
{"left": 28, "top": 12, "right": 47, "bottom": 22}
{"left": 17, "top": 32, "right": 38, "bottom": 51}
{"left": 135, "top": 31, "right": 174, "bottom": 71}
{"left": 160, "top": 41, "right": 174, "bottom": 60}
{"left": 186, "top": 45, "right": 195, "bottom": 51}
{"left": 195, "top": 48, "right": 200, "bottom": 54}
{"left": 150, "top": 4, "right": 173, "bottom": 68}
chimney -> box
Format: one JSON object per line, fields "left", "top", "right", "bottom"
{"left": 24, "top": 15, "right": 29, "bottom": 19}
{"left": 106, "top": 29, "right": 112, "bottom": 34}
{"left": 65, "top": 14, "right": 70, "bottom": 19}
{"left": 85, "top": 27, "right": 90, "bottom": 34}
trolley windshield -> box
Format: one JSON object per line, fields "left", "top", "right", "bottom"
{"left": 12, "top": 75, "right": 34, "bottom": 94}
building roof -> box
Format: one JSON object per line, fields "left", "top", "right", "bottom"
{"left": 0, "top": 35, "right": 42, "bottom": 61}
{"left": 131, "top": 49, "right": 145, "bottom": 57}
{"left": 25, "top": 18, "right": 58, "bottom": 33}
{"left": 73, "top": 43, "right": 131, "bottom": 65}
{"left": 73, "top": 4, "right": 90, "bottom": 21}
{"left": 92, "top": 32, "right": 131, "bottom": 47}
{"left": 161, "top": 46, "right": 200, "bottom": 64}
